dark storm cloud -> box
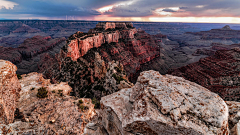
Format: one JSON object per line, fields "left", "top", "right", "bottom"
{"left": 1, "top": 0, "right": 130, "bottom": 18}
{"left": 162, "top": 9, "right": 177, "bottom": 12}
{"left": 1, "top": 0, "right": 240, "bottom": 18}
{"left": 103, "top": 0, "right": 240, "bottom": 17}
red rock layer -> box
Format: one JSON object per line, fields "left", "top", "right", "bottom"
{"left": 58, "top": 22, "right": 160, "bottom": 82}
{"left": 65, "top": 28, "right": 137, "bottom": 61}
{"left": 168, "top": 48, "right": 240, "bottom": 101}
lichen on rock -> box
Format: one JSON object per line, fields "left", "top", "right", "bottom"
{"left": 95, "top": 70, "right": 229, "bottom": 135}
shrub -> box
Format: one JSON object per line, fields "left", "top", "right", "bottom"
{"left": 58, "top": 90, "right": 63, "bottom": 96}
{"left": 79, "top": 105, "right": 89, "bottom": 111}
{"left": 30, "top": 87, "right": 35, "bottom": 91}
{"left": 17, "top": 74, "right": 22, "bottom": 79}
{"left": 78, "top": 99, "right": 83, "bottom": 104}
{"left": 92, "top": 97, "right": 100, "bottom": 109}
{"left": 37, "top": 87, "right": 48, "bottom": 98}
{"left": 112, "top": 73, "right": 124, "bottom": 84}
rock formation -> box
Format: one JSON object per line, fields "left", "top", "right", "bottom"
{"left": 41, "top": 22, "right": 161, "bottom": 98}
{"left": 168, "top": 48, "right": 240, "bottom": 101}
{"left": 85, "top": 70, "right": 229, "bottom": 135}
{"left": 0, "top": 60, "right": 97, "bottom": 134}
{"left": 0, "top": 60, "right": 21, "bottom": 124}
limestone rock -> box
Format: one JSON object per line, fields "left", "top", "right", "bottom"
{"left": 0, "top": 60, "right": 21, "bottom": 124}
{"left": 99, "top": 70, "right": 229, "bottom": 135}
{"left": 226, "top": 101, "right": 240, "bottom": 130}
{"left": 230, "top": 120, "right": 240, "bottom": 135}
{"left": 0, "top": 70, "right": 96, "bottom": 134}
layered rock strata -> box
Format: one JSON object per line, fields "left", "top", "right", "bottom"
{"left": 169, "top": 48, "right": 240, "bottom": 101}
{"left": 41, "top": 22, "right": 160, "bottom": 98}
{"left": 85, "top": 70, "right": 229, "bottom": 135}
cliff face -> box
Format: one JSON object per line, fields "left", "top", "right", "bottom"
{"left": 41, "top": 22, "right": 160, "bottom": 99}
{"left": 0, "top": 60, "right": 21, "bottom": 124}
{"left": 168, "top": 48, "right": 240, "bottom": 101}
{"left": 84, "top": 70, "right": 229, "bottom": 135}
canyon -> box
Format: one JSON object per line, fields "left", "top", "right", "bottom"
{"left": 169, "top": 48, "right": 240, "bottom": 101}
{"left": 1, "top": 21, "right": 240, "bottom": 134}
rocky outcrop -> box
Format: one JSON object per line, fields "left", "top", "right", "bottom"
{"left": 0, "top": 62, "right": 97, "bottom": 134}
{"left": 41, "top": 22, "right": 161, "bottom": 98}
{"left": 168, "top": 48, "right": 240, "bottom": 101}
{"left": 0, "top": 60, "right": 21, "bottom": 124}
{"left": 94, "top": 22, "right": 134, "bottom": 31}
{"left": 226, "top": 101, "right": 240, "bottom": 135}
{"left": 48, "top": 22, "right": 160, "bottom": 81}
{"left": 85, "top": 70, "right": 229, "bottom": 135}
{"left": 64, "top": 24, "right": 138, "bottom": 61}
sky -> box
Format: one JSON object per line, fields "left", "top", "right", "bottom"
{"left": 0, "top": 0, "right": 240, "bottom": 23}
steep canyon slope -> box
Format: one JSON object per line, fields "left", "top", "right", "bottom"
{"left": 169, "top": 48, "right": 240, "bottom": 101}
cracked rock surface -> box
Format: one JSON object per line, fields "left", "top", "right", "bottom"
{"left": 99, "top": 70, "right": 229, "bottom": 135}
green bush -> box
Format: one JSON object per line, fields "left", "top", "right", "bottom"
{"left": 78, "top": 99, "right": 83, "bottom": 104}
{"left": 79, "top": 105, "right": 89, "bottom": 111}
{"left": 112, "top": 73, "right": 124, "bottom": 84}
{"left": 17, "top": 74, "right": 22, "bottom": 79}
{"left": 92, "top": 97, "right": 100, "bottom": 109}
{"left": 37, "top": 87, "right": 48, "bottom": 98}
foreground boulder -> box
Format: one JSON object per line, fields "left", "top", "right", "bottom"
{"left": 0, "top": 60, "right": 96, "bottom": 134}
{"left": 0, "top": 60, "right": 21, "bottom": 124}
{"left": 96, "top": 70, "right": 229, "bottom": 135}
{"left": 226, "top": 101, "right": 240, "bottom": 134}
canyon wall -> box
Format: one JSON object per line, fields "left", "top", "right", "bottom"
{"left": 169, "top": 48, "right": 240, "bottom": 101}
{"left": 41, "top": 22, "right": 161, "bottom": 98}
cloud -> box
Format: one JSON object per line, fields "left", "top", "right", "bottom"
{"left": 1, "top": 0, "right": 240, "bottom": 19}
{"left": 101, "top": 0, "right": 240, "bottom": 17}
{"left": 0, "top": 0, "right": 17, "bottom": 9}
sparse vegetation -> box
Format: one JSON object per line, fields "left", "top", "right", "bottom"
{"left": 17, "top": 74, "right": 22, "bottom": 79}
{"left": 77, "top": 99, "right": 89, "bottom": 111}
{"left": 58, "top": 90, "right": 63, "bottom": 96}
{"left": 112, "top": 73, "right": 124, "bottom": 84}
{"left": 78, "top": 99, "right": 83, "bottom": 104}
{"left": 92, "top": 97, "right": 100, "bottom": 109}
{"left": 114, "top": 66, "right": 121, "bottom": 73}
{"left": 37, "top": 87, "right": 48, "bottom": 98}
{"left": 52, "top": 90, "right": 55, "bottom": 93}
{"left": 30, "top": 87, "right": 35, "bottom": 91}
